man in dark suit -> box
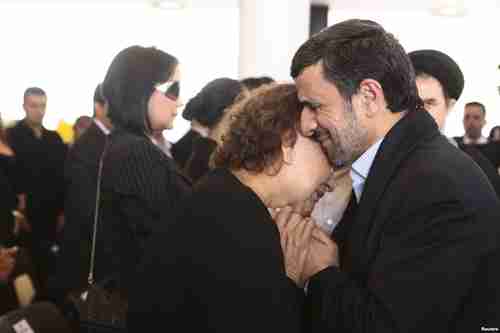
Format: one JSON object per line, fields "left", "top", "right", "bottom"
{"left": 285, "top": 19, "right": 500, "bottom": 332}
{"left": 6, "top": 87, "right": 67, "bottom": 292}
{"left": 409, "top": 49, "right": 500, "bottom": 197}
{"left": 49, "top": 83, "right": 112, "bottom": 301}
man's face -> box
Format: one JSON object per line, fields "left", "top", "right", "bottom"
{"left": 295, "top": 63, "right": 370, "bottom": 165}
{"left": 416, "top": 75, "right": 451, "bottom": 130}
{"left": 463, "top": 105, "right": 485, "bottom": 139}
{"left": 23, "top": 94, "right": 47, "bottom": 126}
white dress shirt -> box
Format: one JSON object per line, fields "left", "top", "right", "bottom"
{"left": 350, "top": 138, "right": 384, "bottom": 203}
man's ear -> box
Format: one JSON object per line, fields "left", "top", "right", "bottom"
{"left": 447, "top": 98, "right": 457, "bottom": 111}
{"left": 358, "top": 79, "right": 384, "bottom": 117}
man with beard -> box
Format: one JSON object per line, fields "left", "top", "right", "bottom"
{"left": 280, "top": 19, "right": 500, "bottom": 332}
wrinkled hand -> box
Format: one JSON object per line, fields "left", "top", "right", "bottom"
{"left": 0, "top": 247, "right": 18, "bottom": 282}
{"left": 272, "top": 207, "right": 314, "bottom": 287}
{"left": 303, "top": 228, "right": 338, "bottom": 281}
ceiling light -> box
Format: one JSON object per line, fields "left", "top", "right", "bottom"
{"left": 151, "top": 0, "right": 185, "bottom": 10}
{"left": 430, "top": 0, "right": 468, "bottom": 17}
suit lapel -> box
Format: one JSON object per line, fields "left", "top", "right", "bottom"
{"left": 346, "top": 109, "right": 440, "bottom": 274}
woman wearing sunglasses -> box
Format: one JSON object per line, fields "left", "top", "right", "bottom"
{"left": 92, "top": 46, "right": 191, "bottom": 314}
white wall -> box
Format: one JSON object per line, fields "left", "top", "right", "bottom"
{"left": 0, "top": 2, "right": 239, "bottom": 142}
{"left": 329, "top": 9, "right": 500, "bottom": 138}
{"left": 239, "top": 0, "right": 309, "bottom": 82}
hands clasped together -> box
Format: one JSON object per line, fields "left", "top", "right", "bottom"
{"left": 272, "top": 206, "right": 338, "bottom": 287}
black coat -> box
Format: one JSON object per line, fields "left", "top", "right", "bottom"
{"left": 450, "top": 137, "right": 500, "bottom": 197}
{"left": 128, "top": 168, "right": 304, "bottom": 333}
{"left": 171, "top": 129, "right": 201, "bottom": 169}
{"left": 52, "top": 122, "right": 108, "bottom": 297}
{"left": 453, "top": 136, "right": 500, "bottom": 169}
{"left": 6, "top": 120, "right": 67, "bottom": 240}
{"left": 96, "top": 130, "right": 192, "bottom": 296}
{"left": 0, "top": 155, "right": 18, "bottom": 246}
{"left": 306, "top": 110, "right": 500, "bottom": 333}
{"left": 459, "top": 144, "right": 500, "bottom": 197}
{"left": 184, "top": 136, "right": 217, "bottom": 183}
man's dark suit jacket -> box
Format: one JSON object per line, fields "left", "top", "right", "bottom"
{"left": 459, "top": 144, "right": 500, "bottom": 197}
{"left": 454, "top": 136, "right": 500, "bottom": 169}
{"left": 51, "top": 122, "right": 107, "bottom": 299}
{"left": 306, "top": 110, "right": 500, "bottom": 332}
{"left": 6, "top": 120, "right": 67, "bottom": 241}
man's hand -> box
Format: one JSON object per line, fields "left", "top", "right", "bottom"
{"left": 0, "top": 247, "right": 18, "bottom": 282}
{"left": 303, "top": 227, "right": 339, "bottom": 281}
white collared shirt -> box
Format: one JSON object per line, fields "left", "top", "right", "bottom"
{"left": 94, "top": 119, "right": 111, "bottom": 136}
{"left": 350, "top": 138, "right": 384, "bottom": 203}
{"left": 463, "top": 135, "right": 487, "bottom": 145}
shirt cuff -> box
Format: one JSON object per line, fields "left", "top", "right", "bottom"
{"left": 308, "top": 266, "right": 348, "bottom": 295}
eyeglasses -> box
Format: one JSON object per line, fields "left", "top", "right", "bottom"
{"left": 156, "top": 81, "right": 180, "bottom": 101}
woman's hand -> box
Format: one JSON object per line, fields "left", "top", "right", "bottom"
{"left": 273, "top": 206, "right": 315, "bottom": 287}
{"left": 274, "top": 208, "right": 339, "bottom": 286}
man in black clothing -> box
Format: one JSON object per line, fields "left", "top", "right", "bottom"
{"left": 6, "top": 87, "right": 67, "bottom": 290}
{"left": 285, "top": 19, "right": 500, "bottom": 332}
{"left": 50, "top": 83, "right": 112, "bottom": 300}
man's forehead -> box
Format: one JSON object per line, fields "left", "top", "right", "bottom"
{"left": 26, "top": 94, "right": 46, "bottom": 101}
{"left": 295, "top": 64, "right": 328, "bottom": 101}
{"left": 465, "top": 106, "right": 483, "bottom": 114}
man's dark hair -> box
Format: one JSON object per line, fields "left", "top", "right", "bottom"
{"left": 291, "top": 19, "right": 421, "bottom": 113}
{"left": 240, "top": 76, "right": 275, "bottom": 91}
{"left": 102, "top": 45, "right": 178, "bottom": 136}
{"left": 23, "top": 87, "right": 46, "bottom": 102}
{"left": 465, "top": 101, "right": 486, "bottom": 116}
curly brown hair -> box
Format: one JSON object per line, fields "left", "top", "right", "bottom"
{"left": 212, "top": 83, "right": 302, "bottom": 174}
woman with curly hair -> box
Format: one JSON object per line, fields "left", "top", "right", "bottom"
{"left": 128, "top": 83, "right": 332, "bottom": 332}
